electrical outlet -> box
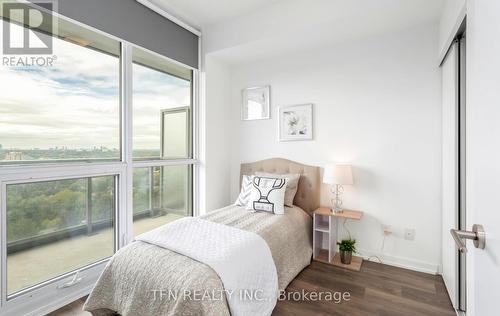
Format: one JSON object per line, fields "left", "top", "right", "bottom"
{"left": 381, "top": 224, "right": 392, "bottom": 235}
{"left": 404, "top": 228, "right": 415, "bottom": 240}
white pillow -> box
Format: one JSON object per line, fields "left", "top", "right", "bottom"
{"left": 246, "top": 176, "right": 288, "bottom": 215}
{"left": 235, "top": 175, "right": 254, "bottom": 206}
{"left": 255, "top": 172, "right": 300, "bottom": 207}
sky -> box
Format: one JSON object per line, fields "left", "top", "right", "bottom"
{"left": 0, "top": 23, "right": 191, "bottom": 151}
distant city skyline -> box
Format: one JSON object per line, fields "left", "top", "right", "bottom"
{"left": 0, "top": 146, "right": 162, "bottom": 162}
{"left": 0, "top": 145, "right": 120, "bottom": 151}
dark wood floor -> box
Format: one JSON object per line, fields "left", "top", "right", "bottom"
{"left": 273, "top": 261, "right": 455, "bottom": 316}
{"left": 50, "top": 261, "right": 455, "bottom": 316}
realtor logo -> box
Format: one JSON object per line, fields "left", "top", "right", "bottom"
{"left": 2, "top": 1, "right": 55, "bottom": 55}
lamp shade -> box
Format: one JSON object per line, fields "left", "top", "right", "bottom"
{"left": 323, "top": 163, "right": 353, "bottom": 185}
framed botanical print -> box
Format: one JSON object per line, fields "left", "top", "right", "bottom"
{"left": 279, "top": 104, "right": 314, "bottom": 141}
{"left": 241, "top": 86, "right": 270, "bottom": 120}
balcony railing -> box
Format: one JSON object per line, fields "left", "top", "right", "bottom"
{"left": 7, "top": 167, "right": 189, "bottom": 254}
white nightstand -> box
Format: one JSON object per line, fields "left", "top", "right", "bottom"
{"left": 312, "top": 207, "right": 363, "bottom": 271}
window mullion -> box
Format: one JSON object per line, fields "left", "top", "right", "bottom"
{"left": 192, "top": 63, "right": 200, "bottom": 216}
{"left": 120, "top": 42, "right": 134, "bottom": 248}
{"left": 132, "top": 159, "right": 198, "bottom": 168}
{"left": 1, "top": 181, "right": 7, "bottom": 306}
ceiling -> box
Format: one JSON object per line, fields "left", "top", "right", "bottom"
{"left": 151, "top": 0, "right": 279, "bottom": 29}
{"left": 149, "top": 0, "right": 446, "bottom": 65}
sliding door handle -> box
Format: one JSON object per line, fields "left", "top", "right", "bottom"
{"left": 450, "top": 224, "right": 486, "bottom": 253}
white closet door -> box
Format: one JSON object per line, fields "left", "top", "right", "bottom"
{"left": 441, "top": 43, "right": 458, "bottom": 308}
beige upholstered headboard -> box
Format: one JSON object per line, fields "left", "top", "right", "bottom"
{"left": 240, "top": 158, "right": 321, "bottom": 216}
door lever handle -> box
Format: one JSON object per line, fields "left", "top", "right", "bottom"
{"left": 450, "top": 224, "right": 486, "bottom": 253}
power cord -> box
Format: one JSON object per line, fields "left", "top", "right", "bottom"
{"left": 343, "top": 218, "right": 351, "bottom": 239}
{"left": 364, "top": 234, "right": 386, "bottom": 263}
{"left": 340, "top": 217, "right": 388, "bottom": 264}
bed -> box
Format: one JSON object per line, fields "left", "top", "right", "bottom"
{"left": 84, "top": 158, "right": 321, "bottom": 316}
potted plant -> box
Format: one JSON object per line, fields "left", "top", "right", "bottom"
{"left": 337, "top": 239, "right": 356, "bottom": 264}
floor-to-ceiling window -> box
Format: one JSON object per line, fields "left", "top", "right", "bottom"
{"left": 0, "top": 8, "right": 197, "bottom": 312}
{"left": 0, "top": 18, "right": 122, "bottom": 298}
{"left": 131, "top": 47, "right": 193, "bottom": 237}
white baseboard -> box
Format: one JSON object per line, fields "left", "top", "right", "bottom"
{"left": 357, "top": 248, "right": 440, "bottom": 275}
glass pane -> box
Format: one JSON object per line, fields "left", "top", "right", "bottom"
{"left": 6, "top": 176, "right": 115, "bottom": 295}
{"left": 132, "top": 47, "right": 192, "bottom": 160}
{"left": 161, "top": 108, "right": 190, "bottom": 159}
{"left": 0, "top": 19, "right": 120, "bottom": 164}
{"left": 133, "top": 168, "right": 150, "bottom": 214}
{"left": 133, "top": 165, "right": 192, "bottom": 237}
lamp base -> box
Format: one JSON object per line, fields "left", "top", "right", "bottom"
{"left": 330, "top": 184, "right": 344, "bottom": 214}
{"left": 332, "top": 207, "right": 344, "bottom": 214}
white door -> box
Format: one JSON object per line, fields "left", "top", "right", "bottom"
{"left": 441, "top": 42, "right": 459, "bottom": 309}
{"left": 466, "top": 0, "right": 500, "bottom": 315}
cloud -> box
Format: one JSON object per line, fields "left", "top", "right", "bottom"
{"left": 0, "top": 33, "right": 191, "bottom": 151}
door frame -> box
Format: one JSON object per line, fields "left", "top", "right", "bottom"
{"left": 457, "top": 33, "right": 467, "bottom": 313}
{"left": 440, "top": 18, "right": 467, "bottom": 314}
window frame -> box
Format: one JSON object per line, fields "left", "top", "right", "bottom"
{"left": 0, "top": 11, "right": 199, "bottom": 315}
{"left": 0, "top": 163, "right": 126, "bottom": 312}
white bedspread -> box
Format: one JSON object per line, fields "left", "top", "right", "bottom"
{"left": 136, "top": 217, "right": 279, "bottom": 316}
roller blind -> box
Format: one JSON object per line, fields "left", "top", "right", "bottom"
{"left": 29, "top": 0, "right": 199, "bottom": 68}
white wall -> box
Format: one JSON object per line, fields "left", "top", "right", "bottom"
{"left": 203, "top": 0, "right": 445, "bottom": 66}
{"left": 224, "top": 24, "right": 443, "bottom": 273}
{"left": 200, "top": 55, "right": 233, "bottom": 212}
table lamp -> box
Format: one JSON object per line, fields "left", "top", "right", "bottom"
{"left": 323, "top": 163, "right": 353, "bottom": 213}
